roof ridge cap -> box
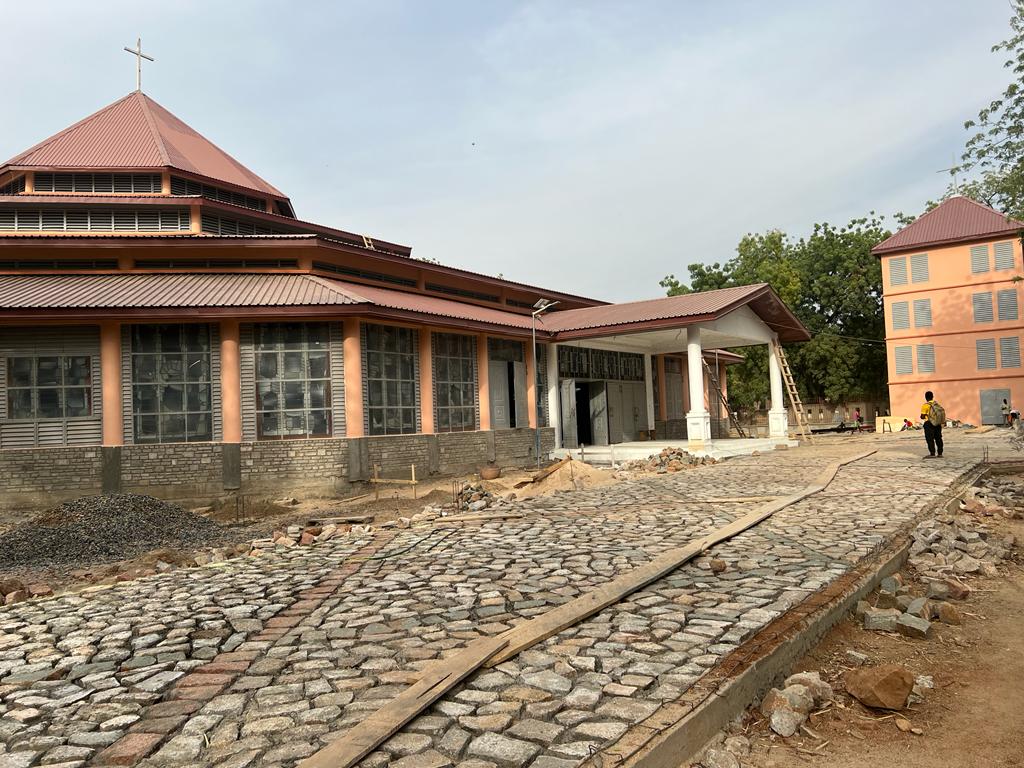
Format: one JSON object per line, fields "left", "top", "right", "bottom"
{"left": 136, "top": 92, "right": 172, "bottom": 166}
{"left": 2, "top": 92, "right": 138, "bottom": 167}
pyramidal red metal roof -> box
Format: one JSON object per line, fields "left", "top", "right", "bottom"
{"left": 1, "top": 91, "right": 286, "bottom": 199}
{"left": 872, "top": 196, "right": 1024, "bottom": 256}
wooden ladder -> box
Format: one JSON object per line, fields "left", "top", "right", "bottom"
{"left": 771, "top": 339, "right": 814, "bottom": 443}
{"left": 702, "top": 357, "right": 747, "bottom": 438}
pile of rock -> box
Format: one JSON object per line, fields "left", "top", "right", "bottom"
{"left": 856, "top": 573, "right": 966, "bottom": 640}
{"left": 624, "top": 447, "right": 716, "bottom": 473}
{"left": 0, "top": 578, "right": 52, "bottom": 605}
{"left": 909, "top": 514, "right": 1014, "bottom": 579}
{"left": 450, "top": 482, "right": 513, "bottom": 513}
{"left": 0, "top": 494, "right": 223, "bottom": 570}
{"left": 961, "top": 476, "right": 1024, "bottom": 519}
{"left": 758, "top": 670, "right": 833, "bottom": 737}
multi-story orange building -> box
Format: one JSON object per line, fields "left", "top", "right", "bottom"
{"left": 875, "top": 196, "right": 1024, "bottom": 425}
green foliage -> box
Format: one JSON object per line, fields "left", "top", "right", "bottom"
{"left": 661, "top": 216, "right": 892, "bottom": 407}
{"left": 943, "top": 2, "right": 1024, "bottom": 217}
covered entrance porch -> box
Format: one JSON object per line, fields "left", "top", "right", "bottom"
{"left": 538, "top": 283, "right": 810, "bottom": 455}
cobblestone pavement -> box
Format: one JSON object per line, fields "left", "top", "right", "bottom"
{"left": 0, "top": 432, "right": 1008, "bottom": 768}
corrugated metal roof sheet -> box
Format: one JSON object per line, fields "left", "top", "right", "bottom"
{"left": 342, "top": 281, "right": 535, "bottom": 330}
{"left": 873, "top": 196, "right": 1024, "bottom": 255}
{"left": 544, "top": 284, "right": 768, "bottom": 331}
{"left": 2, "top": 92, "right": 285, "bottom": 198}
{"left": 0, "top": 273, "right": 364, "bottom": 308}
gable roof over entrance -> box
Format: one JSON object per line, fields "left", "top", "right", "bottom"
{"left": 872, "top": 196, "right": 1024, "bottom": 256}
{"left": 1, "top": 92, "right": 285, "bottom": 199}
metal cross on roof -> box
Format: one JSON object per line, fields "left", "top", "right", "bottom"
{"left": 123, "top": 37, "right": 155, "bottom": 92}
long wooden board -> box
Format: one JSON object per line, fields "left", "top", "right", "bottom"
{"left": 297, "top": 635, "right": 509, "bottom": 768}
{"left": 298, "top": 448, "right": 876, "bottom": 768}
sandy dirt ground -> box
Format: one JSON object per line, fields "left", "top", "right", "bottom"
{"left": 722, "top": 517, "right": 1024, "bottom": 768}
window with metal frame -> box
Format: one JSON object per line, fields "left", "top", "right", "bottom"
{"left": 364, "top": 324, "right": 417, "bottom": 435}
{"left": 891, "top": 301, "right": 910, "bottom": 330}
{"left": 0, "top": 208, "right": 189, "bottom": 232}
{"left": 1000, "top": 337, "right": 1021, "bottom": 368}
{"left": 254, "top": 323, "right": 332, "bottom": 439}
{"left": 130, "top": 325, "right": 213, "bottom": 443}
{"left": 894, "top": 346, "right": 913, "bottom": 375}
{"left": 970, "top": 244, "right": 990, "bottom": 273}
{"left": 433, "top": 333, "right": 477, "bottom": 433}
{"left": 973, "top": 292, "right": 994, "bottom": 323}
{"left": 976, "top": 338, "right": 997, "bottom": 370}
{"left": 995, "top": 241, "right": 1016, "bottom": 270}
{"left": 6, "top": 356, "right": 92, "bottom": 420}
{"left": 997, "top": 288, "right": 1019, "bottom": 321}
{"left": 888, "top": 256, "right": 908, "bottom": 286}
{"left": 916, "top": 344, "right": 935, "bottom": 373}
{"left": 0, "top": 176, "right": 25, "bottom": 195}
{"left": 912, "top": 298, "right": 932, "bottom": 327}
{"left": 910, "top": 253, "right": 929, "bottom": 283}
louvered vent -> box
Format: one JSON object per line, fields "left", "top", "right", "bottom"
{"left": 995, "top": 241, "right": 1015, "bottom": 270}
{"left": 997, "top": 289, "right": 1019, "bottom": 321}
{"left": 1001, "top": 337, "right": 1021, "bottom": 368}
{"left": 34, "top": 173, "right": 162, "bottom": 193}
{"left": 312, "top": 261, "right": 418, "bottom": 288}
{"left": 973, "top": 292, "right": 994, "bottom": 323}
{"left": 916, "top": 344, "right": 935, "bottom": 373}
{"left": 913, "top": 298, "right": 932, "bottom": 327}
{"left": 910, "top": 253, "right": 929, "bottom": 283}
{"left": 894, "top": 346, "right": 913, "bottom": 375}
{"left": 891, "top": 301, "right": 910, "bottom": 330}
{"left": 200, "top": 214, "right": 288, "bottom": 236}
{"left": 0, "top": 260, "right": 118, "bottom": 270}
{"left": 0, "top": 176, "right": 26, "bottom": 195}
{"left": 170, "top": 176, "right": 266, "bottom": 211}
{"left": 977, "top": 339, "right": 997, "bottom": 369}
{"left": 888, "top": 257, "right": 908, "bottom": 286}
{"left": 0, "top": 209, "right": 190, "bottom": 232}
{"left": 970, "top": 244, "right": 990, "bottom": 273}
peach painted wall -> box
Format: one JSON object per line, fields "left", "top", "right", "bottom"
{"left": 882, "top": 236, "right": 1024, "bottom": 424}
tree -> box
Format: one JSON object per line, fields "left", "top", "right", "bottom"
{"left": 943, "top": 1, "right": 1024, "bottom": 218}
{"left": 661, "top": 216, "right": 893, "bottom": 407}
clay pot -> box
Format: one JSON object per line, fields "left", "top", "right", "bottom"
{"left": 480, "top": 465, "right": 501, "bottom": 480}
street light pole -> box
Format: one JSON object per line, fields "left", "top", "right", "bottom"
{"left": 532, "top": 299, "right": 559, "bottom": 469}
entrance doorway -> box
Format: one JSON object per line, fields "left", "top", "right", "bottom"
{"left": 980, "top": 388, "right": 1010, "bottom": 425}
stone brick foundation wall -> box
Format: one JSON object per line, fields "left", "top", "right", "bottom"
{"left": 0, "top": 427, "right": 557, "bottom": 511}
{"left": 241, "top": 439, "right": 349, "bottom": 496}
{"left": 0, "top": 446, "right": 103, "bottom": 508}
{"left": 121, "top": 443, "right": 223, "bottom": 498}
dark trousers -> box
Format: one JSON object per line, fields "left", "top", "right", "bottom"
{"left": 924, "top": 421, "right": 943, "bottom": 456}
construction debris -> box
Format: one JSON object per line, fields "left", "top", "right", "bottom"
{"left": 909, "top": 513, "right": 1013, "bottom": 579}
{"left": 622, "top": 447, "right": 717, "bottom": 473}
{"left": 844, "top": 664, "right": 915, "bottom": 711}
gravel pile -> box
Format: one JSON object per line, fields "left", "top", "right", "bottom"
{"left": 0, "top": 494, "right": 222, "bottom": 569}
{"left": 622, "top": 446, "right": 715, "bottom": 473}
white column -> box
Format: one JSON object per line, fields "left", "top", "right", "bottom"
{"left": 767, "top": 337, "right": 789, "bottom": 438}
{"left": 546, "top": 342, "right": 562, "bottom": 448}
{"left": 643, "top": 353, "right": 656, "bottom": 433}
{"left": 685, "top": 326, "right": 712, "bottom": 444}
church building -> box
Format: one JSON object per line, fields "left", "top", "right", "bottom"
{"left": 0, "top": 90, "right": 808, "bottom": 506}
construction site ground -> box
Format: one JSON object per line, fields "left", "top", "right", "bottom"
{"left": 0, "top": 429, "right": 1019, "bottom": 768}
{"left": 723, "top": 533, "right": 1024, "bottom": 768}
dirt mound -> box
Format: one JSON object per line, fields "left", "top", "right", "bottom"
{"left": 515, "top": 459, "right": 617, "bottom": 498}
{"left": 0, "top": 494, "right": 222, "bottom": 569}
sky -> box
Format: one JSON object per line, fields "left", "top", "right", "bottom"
{"left": 0, "top": 0, "right": 1014, "bottom": 301}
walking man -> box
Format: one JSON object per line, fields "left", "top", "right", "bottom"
{"left": 921, "top": 390, "right": 945, "bottom": 458}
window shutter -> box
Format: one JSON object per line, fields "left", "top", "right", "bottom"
{"left": 973, "top": 292, "right": 994, "bottom": 323}
{"left": 894, "top": 346, "right": 913, "bottom": 375}
{"left": 910, "top": 253, "right": 929, "bottom": 283}
{"left": 971, "top": 244, "right": 990, "bottom": 273}
{"left": 888, "top": 257, "right": 908, "bottom": 286}
{"left": 994, "top": 241, "right": 1015, "bottom": 270}
{"left": 891, "top": 301, "right": 910, "bottom": 330}
{"left": 1001, "top": 337, "right": 1021, "bottom": 368}
{"left": 913, "top": 298, "right": 932, "bottom": 327}
{"left": 998, "top": 288, "right": 1019, "bottom": 321}
{"left": 977, "top": 339, "right": 997, "bottom": 369}
{"left": 916, "top": 344, "right": 935, "bottom": 373}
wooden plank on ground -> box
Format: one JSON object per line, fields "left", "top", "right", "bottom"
{"left": 296, "top": 635, "right": 508, "bottom": 768}
{"left": 513, "top": 456, "right": 571, "bottom": 488}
